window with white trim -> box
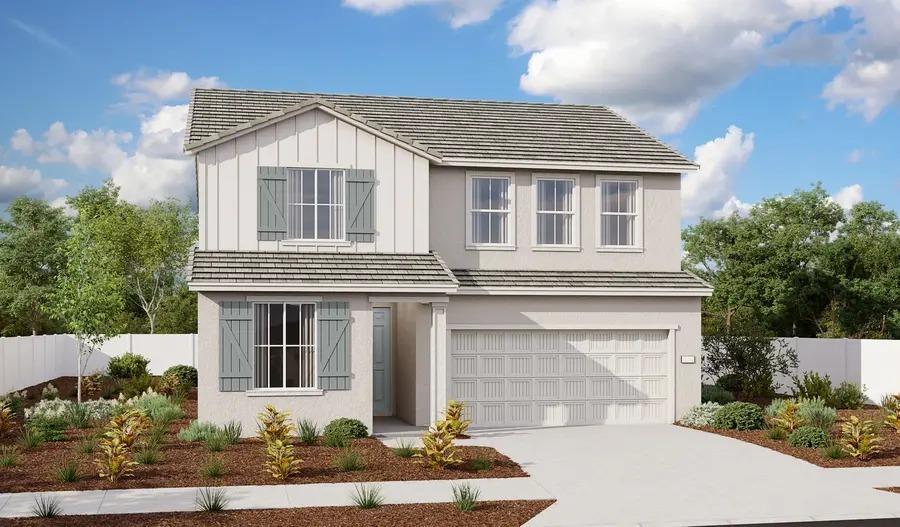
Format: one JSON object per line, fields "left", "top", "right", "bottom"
{"left": 535, "top": 178, "right": 576, "bottom": 245}
{"left": 254, "top": 303, "right": 316, "bottom": 389}
{"left": 599, "top": 180, "right": 639, "bottom": 247}
{"left": 468, "top": 176, "right": 511, "bottom": 245}
{"left": 287, "top": 169, "right": 344, "bottom": 240}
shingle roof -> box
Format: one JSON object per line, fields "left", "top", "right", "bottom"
{"left": 185, "top": 88, "right": 695, "bottom": 169}
{"left": 452, "top": 269, "right": 711, "bottom": 291}
{"left": 189, "top": 251, "right": 458, "bottom": 288}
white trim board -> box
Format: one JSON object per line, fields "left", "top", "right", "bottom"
{"left": 448, "top": 323, "right": 681, "bottom": 330}
{"left": 452, "top": 287, "right": 712, "bottom": 297}
{"left": 190, "top": 283, "right": 458, "bottom": 294}
{"left": 442, "top": 157, "right": 697, "bottom": 174}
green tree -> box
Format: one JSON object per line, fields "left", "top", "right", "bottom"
{"left": 48, "top": 183, "right": 127, "bottom": 401}
{"left": 154, "top": 282, "right": 198, "bottom": 333}
{"left": 118, "top": 199, "right": 196, "bottom": 333}
{"left": 0, "top": 197, "right": 70, "bottom": 335}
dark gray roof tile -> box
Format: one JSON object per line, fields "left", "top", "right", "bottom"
{"left": 451, "top": 269, "right": 711, "bottom": 290}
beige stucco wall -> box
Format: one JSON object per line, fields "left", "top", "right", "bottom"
{"left": 195, "top": 108, "right": 430, "bottom": 253}
{"left": 395, "top": 302, "right": 432, "bottom": 426}
{"left": 445, "top": 295, "right": 702, "bottom": 419}
{"left": 197, "top": 292, "right": 374, "bottom": 436}
{"left": 429, "top": 166, "right": 682, "bottom": 271}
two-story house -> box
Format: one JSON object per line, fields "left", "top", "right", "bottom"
{"left": 184, "top": 88, "right": 711, "bottom": 435}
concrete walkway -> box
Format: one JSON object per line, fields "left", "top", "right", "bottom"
{"left": 419, "top": 424, "right": 900, "bottom": 527}
{"left": 0, "top": 477, "right": 551, "bottom": 518}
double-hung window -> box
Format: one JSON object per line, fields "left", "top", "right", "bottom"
{"left": 287, "top": 169, "right": 344, "bottom": 241}
{"left": 254, "top": 303, "right": 316, "bottom": 389}
{"left": 598, "top": 179, "right": 641, "bottom": 248}
{"left": 535, "top": 177, "right": 577, "bottom": 246}
{"left": 467, "top": 174, "right": 513, "bottom": 247}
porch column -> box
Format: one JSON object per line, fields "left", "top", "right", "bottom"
{"left": 429, "top": 301, "right": 449, "bottom": 424}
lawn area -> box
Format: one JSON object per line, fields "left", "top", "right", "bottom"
{"left": 0, "top": 501, "right": 555, "bottom": 527}
{"left": 0, "top": 376, "right": 524, "bottom": 493}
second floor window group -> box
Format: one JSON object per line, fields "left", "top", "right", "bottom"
{"left": 287, "top": 168, "right": 345, "bottom": 241}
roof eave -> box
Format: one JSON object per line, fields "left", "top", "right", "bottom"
{"left": 440, "top": 157, "right": 698, "bottom": 174}
{"left": 453, "top": 286, "right": 713, "bottom": 297}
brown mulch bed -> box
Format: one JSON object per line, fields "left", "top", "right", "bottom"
{"left": 0, "top": 501, "right": 555, "bottom": 527}
{"left": 0, "top": 378, "right": 525, "bottom": 493}
{"left": 688, "top": 408, "right": 900, "bottom": 468}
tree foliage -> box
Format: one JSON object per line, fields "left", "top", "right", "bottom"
{"left": 0, "top": 197, "right": 70, "bottom": 335}
{"left": 683, "top": 184, "right": 900, "bottom": 338}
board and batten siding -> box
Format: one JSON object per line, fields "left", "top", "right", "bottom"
{"left": 196, "top": 108, "right": 430, "bottom": 253}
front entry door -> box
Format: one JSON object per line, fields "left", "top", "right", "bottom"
{"left": 373, "top": 307, "right": 392, "bottom": 416}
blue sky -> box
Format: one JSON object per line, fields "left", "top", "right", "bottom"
{"left": 1, "top": 1, "right": 898, "bottom": 220}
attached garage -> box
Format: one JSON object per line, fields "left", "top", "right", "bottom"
{"left": 449, "top": 329, "right": 674, "bottom": 428}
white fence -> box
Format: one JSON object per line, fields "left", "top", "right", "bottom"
{"left": 1, "top": 334, "right": 197, "bottom": 395}
{"left": 777, "top": 337, "right": 900, "bottom": 404}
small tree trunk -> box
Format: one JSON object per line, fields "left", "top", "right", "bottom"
{"left": 76, "top": 340, "right": 83, "bottom": 403}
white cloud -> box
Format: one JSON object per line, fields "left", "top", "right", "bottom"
{"left": 847, "top": 148, "right": 865, "bottom": 163}
{"left": 682, "top": 126, "right": 755, "bottom": 220}
{"left": 112, "top": 69, "right": 224, "bottom": 106}
{"left": 831, "top": 183, "right": 864, "bottom": 210}
{"left": 0, "top": 165, "right": 67, "bottom": 205}
{"left": 508, "top": 0, "right": 844, "bottom": 133}
{"left": 22, "top": 121, "right": 132, "bottom": 172}
{"left": 343, "top": 0, "right": 502, "bottom": 27}
{"left": 10, "top": 129, "right": 34, "bottom": 154}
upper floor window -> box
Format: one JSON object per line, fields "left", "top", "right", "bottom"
{"left": 535, "top": 176, "right": 578, "bottom": 246}
{"left": 598, "top": 179, "right": 641, "bottom": 248}
{"left": 466, "top": 173, "right": 514, "bottom": 247}
{"left": 254, "top": 302, "right": 316, "bottom": 389}
{"left": 287, "top": 169, "right": 345, "bottom": 240}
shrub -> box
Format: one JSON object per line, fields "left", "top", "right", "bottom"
{"left": 392, "top": 439, "right": 417, "bottom": 458}
{"left": 788, "top": 426, "right": 829, "bottom": 448}
{"left": 765, "top": 399, "right": 788, "bottom": 419}
{"left": 840, "top": 415, "right": 882, "bottom": 460}
{"left": 222, "top": 421, "right": 242, "bottom": 444}
{"left": 201, "top": 456, "right": 226, "bottom": 478}
{"left": 712, "top": 402, "right": 765, "bottom": 431}
{"left": 351, "top": 484, "right": 384, "bottom": 509}
{"left": 76, "top": 437, "right": 96, "bottom": 454}
{"left": 471, "top": 456, "right": 493, "bottom": 471}
{"left": 65, "top": 404, "right": 93, "bottom": 429}
{"left": 766, "top": 427, "right": 788, "bottom": 441}
{"left": 703, "top": 335, "right": 797, "bottom": 398}
{"left": 701, "top": 384, "right": 734, "bottom": 404}
{"left": 31, "top": 495, "right": 62, "bottom": 518}
{"left": 107, "top": 352, "right": 151, "bottom": 379}
{"left": 451, "top": 482, "right": 480, "bottom": 512}
{"left": 443, "top": 400, "right": 471, "bottom": 438}
{"left": 0, "top": 445, "right": 19, "bottom": 467}
{"left": 792, "top": 372, "right": 834, "bottom": 405}
{"left": 18, "top": 427, "right": 44, "bottom": 449}
{"left": 178, "top": 420, "right": 221, "bottom": 442}
{"left": 0, "top": 401, "right": 15, "bottom": 437}
{"left": 205, "top": 432, "right": 227, "bottom": 453}
{"left": 1, "top": 390, "right": 27, "bottom": 415}
{"left": 883, "top": 393, "right": 900, "bottom": 413}
{"left": 323, "top": 431, "right": 349, "bottom": 448}
{"left": 26, "top": 416, "right": 67, "bottom": 442}
{"left": 163, "top": 365, "right": 198, "bottom": 387}
{"left": 833, "top": 382, "right": 866, "bottom": 410}
{"left": 679, "top": 402, "right": 722, "bottom": 428}
{"left": 135, "top": 445, "right": 161, "bottom": 465}
{"left": 121, "top": 389, "right": 184, "bottom": 424}
{"left": 335, "top": 448, "right": 364, "bottom": 471}
{"left": 323, "top": 418, "right": 368, "bottom": 442}
{"left": 769, "top": 400, "right": 802, "bottom": 432}
{"left": 822, "top": 443, "right": 847, "bottom": 459}
{"left": 797, "top": 398, "right": 836, "bottom": 431}
{"left": 196, "top": 487, "right": 229, "bottom": 512}
{"left": 54, "top": 459, "right": 80, "bottom": 482}
{"left": 95, "top": 409, "right": 150, "bottom": 482}
{"left": 80, "top": 373, "right": 103, "bottom": 400}
{"left": 117, "top": 374, "right": 154, "bottom": 399}
{"left": 415, "top": 420, "right": 461, "bottom": 469}
{"left": 884, "top": 406, "right": 900, "bottom": 433}
{"left": 297, "top": 418, "right": 319, "bottom": 445}
{"left": 144, "top": 423, "right": 168, "bottom": 449}
{"left": 257, "top": 405, "right": 301, "bottom": 480}
{"left": 41, "top": 383, "right": 60, "bottom": 400}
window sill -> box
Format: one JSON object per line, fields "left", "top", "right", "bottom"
{"left": 596, "top": 246, "right": 644, "bottom": 253}
{"left": 465, "top": 244, "right": 517, "bottom": 251}
{"left": 246, "top": 389, "right": 324, "bottom": 397}
{"left": 281, "top": 239, "right": 352, "bottom": 247}
{"left": 531, "top": 245, "right": 582, "bottom": 252}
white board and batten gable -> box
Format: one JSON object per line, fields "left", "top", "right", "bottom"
{"left": 195, "top": 106, "right": 431, "bottom": 253}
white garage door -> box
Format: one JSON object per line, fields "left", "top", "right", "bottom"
{"left": 449, "top": 329, "right": 672, "bottom": 427}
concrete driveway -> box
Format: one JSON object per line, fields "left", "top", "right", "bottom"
{"left": 459, "top": 425, "right": 900, "bottom": 527}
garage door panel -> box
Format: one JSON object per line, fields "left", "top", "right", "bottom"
{"left": 452, "top": 329, "right": 671, "bottom": 428}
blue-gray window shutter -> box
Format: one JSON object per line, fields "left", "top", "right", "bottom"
{"left": 219, "top": 301, "right": 253, "bottom": 392}
{"left": 258, "top": 167, "right": 287, "bottom": 241}
{"left": 345, "top": 169, "right": 375, "bottom": 242}
{"left": 318, "top": 302, "right": 351, "bottom": 390}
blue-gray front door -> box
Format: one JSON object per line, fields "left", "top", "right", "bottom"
{"left": 373, "top": 307, "right": 392, "bottom": 416}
